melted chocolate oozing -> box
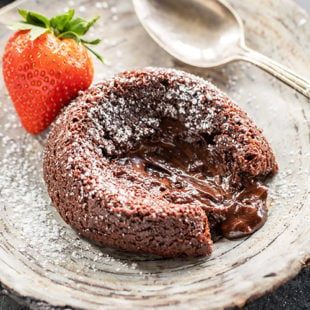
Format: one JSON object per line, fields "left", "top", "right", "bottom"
{"left": 117, "top": 118, "right": 268, "bottom": 239}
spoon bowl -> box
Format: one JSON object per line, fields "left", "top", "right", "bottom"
{"left": 133, "top": 0, "right": 244, "bottom": 67}
{"left": 133, "top": 0, "right": 310, "bottom": 98}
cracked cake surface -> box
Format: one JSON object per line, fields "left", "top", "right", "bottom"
{"left": 43, "top": 67, "right": 278, "bottom": 258}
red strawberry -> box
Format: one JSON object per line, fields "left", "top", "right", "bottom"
{"left": 2, "top": 9, "right": 104, "bottom": 134}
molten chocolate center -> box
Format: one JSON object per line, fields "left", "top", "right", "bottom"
{"left": 118, "top": 118, "right": 267, "bottom": 239}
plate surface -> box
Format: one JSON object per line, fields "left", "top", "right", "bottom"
{"left": 0, "top": 0, "right": 309, "bottom": 309}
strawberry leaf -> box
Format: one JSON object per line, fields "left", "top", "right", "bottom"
{"left": 84, "top": 45, "right": 105, "bottom": 63}
{"left": 58, "top": 31, "right": 81, "bottom": 44}
{"left": 83, "top": 16, "right": 100, "bottom": 33}
{"left": 50, "top": 9, "right": 74, "bottom": 32}
{"left": 18, "top": 9, "right": 50, "bottom": 28}
{"left": 66, "top": 16, "right": 99, "bottom": 36}
{"left": 10, "top": 22, "right": 34, "bottom": 31}
{"left": 28, "top": 11, "right": 50, "bottom": 27}
{"left": 12, "top": 8, "right": 104, "bottom": 61}
{"left": 81, "top": 38, "right": 101, "bottom": 45}
{"left": 29, "top": 26, "right": 49, "bottom": 40}
{"left": 65, "top": 17, "right": 86, "bottom": 35}
{"left": 10, "top": 22, "right": 48, "bottom": 40}
{"left": 17, "top": 9, "right": 28, "bottom": 19}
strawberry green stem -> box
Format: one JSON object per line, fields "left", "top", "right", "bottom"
{"left": 9, "top": 8, "right": 104, "bottom": 62}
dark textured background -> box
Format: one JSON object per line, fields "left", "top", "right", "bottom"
{"left": 0, "top": 0, "right": 309, "bottom": 309}
{"left": 0, "top": 0, "right": 12, "bottom": 7}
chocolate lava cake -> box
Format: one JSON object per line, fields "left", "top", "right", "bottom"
{"left": 43, "top": 67, "right": 278, "bottom": 258}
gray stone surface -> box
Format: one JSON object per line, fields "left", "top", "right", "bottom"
{"left": 296, "top": 0, "right": 310, "bottom": 11}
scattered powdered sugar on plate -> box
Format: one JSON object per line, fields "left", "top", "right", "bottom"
{"left": 0, "top": 57, "right": 308, "bottom": 270}
{"left": 0, "top": 102, "right": 140, "bottom": 274}
{"left": 0, "top": 62, "right": 308, "bottom": 273}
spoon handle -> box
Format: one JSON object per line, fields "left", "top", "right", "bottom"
{"left": 239, "top": 46, "right": 310, "bottom": 99}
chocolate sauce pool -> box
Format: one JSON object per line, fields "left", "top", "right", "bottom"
{"left": 118, "top": 119, "right": 267, "bottom": 239}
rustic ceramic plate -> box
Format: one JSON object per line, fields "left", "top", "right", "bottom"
{"left": 0, "top": 0, "right": 309, "bottom": 309}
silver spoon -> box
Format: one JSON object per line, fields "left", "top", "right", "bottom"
{"left": 133, "top": 0, "right": 310, "bottom": 99}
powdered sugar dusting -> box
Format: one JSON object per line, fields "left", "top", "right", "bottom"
{"left": 41, "top": 67, "right": 282, "bottom": 259}
{"left": 0, "top": 103, "right": 140, "bottom": 274}
{"left": 85, "top": 67, "right": 225, "bottom": 152}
